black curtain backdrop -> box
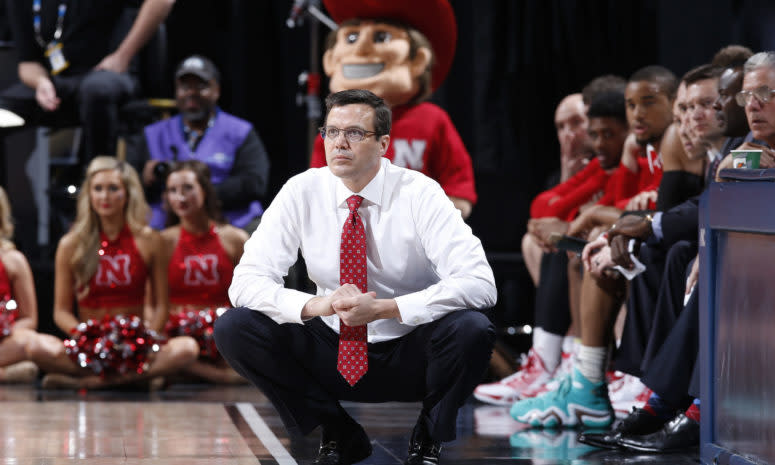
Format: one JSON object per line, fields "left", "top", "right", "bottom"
{"left": 161, "top": 0, "right": 774, "bottom": 253}
{"left": 1, "top": 0, "right": 773, "bottom": 246}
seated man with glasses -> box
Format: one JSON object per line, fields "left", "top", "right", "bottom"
{"left": 126, "top": 55, "right": 270, "bottom": 232}
{"left": 714, "top": 51, "right": 775, "bottom": 174}
{"left": 215, "top": 89, "right": 497, "bottom": 465}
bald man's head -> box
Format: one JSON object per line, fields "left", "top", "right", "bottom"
{"left": 554, "top": 93, "right": 590, "bottom": 162}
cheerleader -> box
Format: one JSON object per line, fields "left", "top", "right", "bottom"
{"left": 0, "top": 186, "right": 39, "bottom": 383}
{"left": 27, "top": 157, "right": 199, "bottom": 389}
{"left": 162, "top": 160, "right": 248, "bottom": 384}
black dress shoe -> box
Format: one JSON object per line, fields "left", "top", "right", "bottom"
{"left": 578, "top": 407, "right": 667, "bottom": 449}
{"left": 314, "top": 421, "right": 372, "bottom": 465}
{"left": 405, "top": 419, "right": 442, "bottom": 465}
{"left": 616, "top": 413, "right": 699, "bottom": 453}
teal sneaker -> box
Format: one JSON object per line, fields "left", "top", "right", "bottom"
{"left": 510, "top": 368, "right": 614, "bottom": 428}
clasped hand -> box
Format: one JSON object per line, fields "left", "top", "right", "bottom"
{"left": 581, "top": 234, "right": 614, "bottom": 277}
{"left": 606, "top": 215, "right": 650, "bottom": 269}
{"left": 305, "top": 284, "right": 382, "bottom": 326}
{"left": 331, "top": 284, "right": 379, "bottom": 327}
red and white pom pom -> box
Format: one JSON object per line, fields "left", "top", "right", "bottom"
{"left": 64, "top": 314, "right": 166, "bottom": 378}
{"left": 164, "top": 307, "right": 225, "bottom": 362}
{"left": 0, "top": 296, "right": 18, "bottom": 341}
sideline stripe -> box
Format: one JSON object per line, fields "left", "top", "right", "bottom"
{"left": 236, "top": 402, "right": 298, "bottom": 465}
{"left": 224, "top": 404, "right": 276, "bottom": 464}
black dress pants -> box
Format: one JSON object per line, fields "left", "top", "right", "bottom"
{"left": 640, "top": 246, "right": 697, "bottom": 373}
{"left": 0, "top": 70, "right": 139, "bottom": 158}
{"left": 641, "top": 284, "right": 699, "bottom": 408}
{"left": 615, "top": 240, "right": 675, "bottom": 376}
{"left": 214, "top": 308, "right": 495, "bottom": 442}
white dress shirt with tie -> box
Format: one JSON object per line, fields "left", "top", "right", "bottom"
{"left": 229, "top": 158, "right": 497, "bottom": 342}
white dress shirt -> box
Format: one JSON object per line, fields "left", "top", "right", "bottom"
{"left": 229, "top": 158, "right": 497, "bottom": 342}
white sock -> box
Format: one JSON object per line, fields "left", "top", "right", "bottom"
{"left": 532, "top": 327, "right": 563, "bottom": 372}
{"left": 576, "top": 345, "right": 607, "bottom": 384}
{"left": 562, "top": 336, "right": 577, "bottom": 354}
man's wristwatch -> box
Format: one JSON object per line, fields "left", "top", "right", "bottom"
{"left": 643, "top": 213, "right": 654, "bottom": 236}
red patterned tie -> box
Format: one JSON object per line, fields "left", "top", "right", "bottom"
{"left": 337, "top": 195, "right": 368, "bottom": 386}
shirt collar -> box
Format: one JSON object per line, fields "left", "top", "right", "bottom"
{"left": 335, "top": 158, "right": 386, "bottom": 209}
{"left": 707, "top": 146, "right": 722, "bottom": 163}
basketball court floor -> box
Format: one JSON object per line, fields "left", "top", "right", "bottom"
{"left": 0, "top": 384, "right": 700, "bottom": 464}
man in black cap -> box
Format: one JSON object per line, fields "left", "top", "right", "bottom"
{"left": 127, "top": 54, "right": 270, "bottom": 231}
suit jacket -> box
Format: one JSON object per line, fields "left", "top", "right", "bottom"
{"left": 655, "top": 135, "right": 748, "bottom": 249}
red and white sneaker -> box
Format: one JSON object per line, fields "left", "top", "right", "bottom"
{"left": 608, "top": 371, "right": 651, "bottom": 417}
{"left": 520, "top": 350, "right": 574, "bottom": 399}
{"left": 474, "top": 349, "right": 556, "bottom": 406}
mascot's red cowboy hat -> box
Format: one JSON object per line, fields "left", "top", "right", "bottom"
{"left": 322, "top": 0, "right": 457, "bottom": 92}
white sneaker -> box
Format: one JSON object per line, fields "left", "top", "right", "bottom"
{"left": 474, "top": 349, "right": 556, "bottom": 406}
{"left": 520, "top": 350, "right": 574, "bottom": 399}
{"left": 608, "top": 371, "right": 651, "bottom": 417}
{"left": 473, "top": 405, "right": 524, "bottom": 437}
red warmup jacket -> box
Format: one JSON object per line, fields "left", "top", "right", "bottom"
{"left": 598, "top": 153, "right": 662, "bottom": 210}
{"left": 531, "top": 150, "right": 662, "bottom": 221}
{"left": 530, "top": 158, "right": 611, "bottom": 221}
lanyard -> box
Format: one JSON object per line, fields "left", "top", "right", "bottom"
{"left": 181, "top": 113, "right": 217, "bottom": 152}
{"left": 33, "top": 0, "right": 67, "bottom": 49}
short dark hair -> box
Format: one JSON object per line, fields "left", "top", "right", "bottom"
{"left": 629, "top": 65, "right": 679, "bottom": 100}
{"left": 682, "top": 64, "right": 723, "bottom": 86}
{"left": 712, "top": 45, "right": 754, "bottom": 69}
{"left": 582, "top": 75, "right": 627, "bottom": 106}
{"left": 325, "top": 89, "right": 392, "bottom": 137}
{"left": 164, "top": 160, "right": 225, "bottom": 227}
{"left": 587, "top": 90, "right": 627, "bottom": 124}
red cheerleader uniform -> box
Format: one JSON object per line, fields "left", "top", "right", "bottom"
{"left": 165, "top": 224, "right": 234, "bottom": 361}
{"left": 0, "top": 257, "right": 16, "bottom": 341}
{"left": 78, "top": 225, "right": 148, "bottom": 309}
{"left": 67, "top": 225, "right": 158, "bottom": 377}
{"left": 167, "top": 224, "right": 233, "bottom": 308}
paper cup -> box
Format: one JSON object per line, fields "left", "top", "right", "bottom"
{"left": 731, "top": 149, "right": 762, "bottom": 169}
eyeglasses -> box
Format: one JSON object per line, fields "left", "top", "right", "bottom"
{"left": 735, "top": 86, "right": 775, "bottom": 106}
{"left": 319, "top": 126, "right": 378, "bottom": 143}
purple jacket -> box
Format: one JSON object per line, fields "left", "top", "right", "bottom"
{"left": 144, "top": 112, "right": 263, "bottom": 228}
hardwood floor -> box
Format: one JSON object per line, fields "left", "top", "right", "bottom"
{"left": 0, "top": 384, "right": 700, "bottom": 464}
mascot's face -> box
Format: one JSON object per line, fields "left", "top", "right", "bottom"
{"left": 324, "top": 20, "right": 430, "bottom": 107}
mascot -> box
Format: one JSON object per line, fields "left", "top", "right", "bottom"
{"left": 310, "top": 0, "right": 477, "bottom": 218}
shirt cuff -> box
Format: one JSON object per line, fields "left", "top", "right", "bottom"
{"left": 393, "top": 292, "right": 434, "bottom": 326}
{"left": 651, "top": 211, "right": 664, "bottom": 241}
{"left": 275, "top": 288, "right": 318, "bottom": 325}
